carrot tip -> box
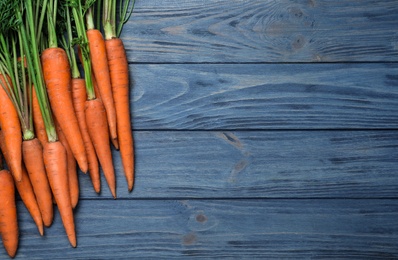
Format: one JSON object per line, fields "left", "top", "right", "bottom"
{"left": 111, "top": 138, "right": 119, "bottom": 150}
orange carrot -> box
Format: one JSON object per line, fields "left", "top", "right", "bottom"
{"left": 0, "top": 169, "right": 18, "bottom": 258}
{"left": 106, "top": 38, "right": 134, "bottom": 191}
{"left": 32, "top": 87, "right": 48, "bottom": 147}
{"left": 87, "top": 29, "right": 118, "bottom": 145}
{"left": 54, "top": 118, "right": 79, "bottom": 209}
{"left": 85, "top": 98, "right": 116, "bottom": 198}
{"left": 43, "top": 141, "right": 76, "bottom": 247}
{"left": 41, "top": 47, "right": 87, "bottom": 173}
{"left": 71, "top": 78, "right": 100, "bottom": 193}
{"left": 0, "top": 74, "right": 22, "bottom": 181}
{"left": 16, "top": 165, "right": 44, "bottom": 236}
{"left": 0, "top": 131, "right": 44, "bottom": 236}
{"left": 22, "top": 138, "right": 53, "bottom": 227}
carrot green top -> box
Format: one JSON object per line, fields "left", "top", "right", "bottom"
{"left": 103, "top": 0, "right": 134, "bottom": 40}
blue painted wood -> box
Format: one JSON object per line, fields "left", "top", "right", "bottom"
{"left": 4, "top": 199, "right": 398, "bottom": 259}
{"left": 123, "top": 0, "right": 398, "bottom": 62}
{"left": 130, "top": 63, "right": 398, "bottom": 130}
{"left": 2, "top": 0, "right": 398, "bottom": 258}
{"left": 77, "top": 130, "right": 398, "bottom": 199}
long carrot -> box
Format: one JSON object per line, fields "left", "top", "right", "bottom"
{"left": 41, "top": 48, "right": 88, "bottom": 173}
{"left": 105, "top": 38, "right": 135, "bottom": 191}
{"left": 32, "top": 87, "right": 48, "bottom": 147}
{"left": 86, "top": 8, "right": 118, "bottom": 147}
{"left": 85, "top": 98, "right": 116, "bottom": 198}
{"left": 103, "top": 0, "right": 135, "bottom": 191}
{"left": 71, "top": 78, "right": 100, "bottom": 193}
{"left": 54, "top": 118, "right": 79, "bottom": 209}
{"left": 22, "top": 138, "right": 53, "bottom": 227}
{"left": 0, "top": 169, "right": 18, "bottom": 258}
{"left": 0, "top": 131, "right": 44, "bottom": 236}
{"left": 43, "top": 141, "right": 76, "bottom": 247}
{"left": 0, "top": 74, "right": 22, "bottom": 182}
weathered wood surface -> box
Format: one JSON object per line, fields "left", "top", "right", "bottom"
{"left": 7, "top": 199, "right": 398, "bottom": 259}
{"left": 130, "top": 63, "right": 398, "bottom": 130}
{"left": 78, "top": 130, "right": 398, "bottom": 199}
{"left": 2, "top": 0, "right": 398, "bottom": 258}
{"left": 124, "top": 0, "right": 398, "bottom": 62}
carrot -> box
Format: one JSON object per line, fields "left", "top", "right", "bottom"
{"left": 43, "top": 141, "right": 76, "bottom": 247}
{"left": 105, "top": 38, "right": 135, "bottom": 191}
{"left": 87, "top": 28, "right": 118, "bottom": 146}
{"left": 54, "top": 118, "right": 79, "bottom": 209}
{"left": 41, "top": 47, "right": 88, "bottom": 173}
{"left": 22, "top": 138, "right": 53, "bottom": 227}
{"left": 71, "top": 78, "right": 101, "bottom": 193}
{"left": 16, "top": 165, "right": 44, "bottom": 236}
{"left": 0, "top": 74, "right": 22, "bottom": 182}
{"left": 0, "top": 131, "right": 44, "bottom": 236}
{"left": 32, "top": 87, "right": 48, "bottom": 147}
{"left": 0, "top": 169, "right": 18, "bottom": 258}
{"left": 85, "top": 98, "right": 116, "bottom": 198}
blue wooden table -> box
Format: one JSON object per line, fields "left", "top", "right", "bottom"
{"left": 3, "top": 0, "right": 398, "bottom": 258}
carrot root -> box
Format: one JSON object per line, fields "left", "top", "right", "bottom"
{"left": 0, "top": 169, "right": 19, "bottom": 258}
{"left": 105, "top": 38, "right": 135, "bottom": 191}
{"left": 87, "top": 29, "right": 118, "bottom": 145}
{"left": 0, "top": 75, "right": 22, "bottom": 182}
{"left": 41, "top": 47, "right": 87, "bottom": 173}
{"left": 71, "top": 78, "right": 101, "bottom": 193}
{"left": 22, "top": 138, "right": 53, "bottom": 227}
{"left": 43, "top": 141, "right": 76, "bottom": 247}
{"left": 85, "top": 99, "right": 116, "bottom": 198}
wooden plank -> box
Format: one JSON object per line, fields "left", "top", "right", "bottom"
{"left": 78, "top": 131, "right": 398, "bottom": 199}
{"left": 123, "top": 0, "right": 398, "bottom": 62}
{"left": 130, "top": 63, "right": 398, "bottom": 130}
{"left": 7, "top": 199, "right": 398, "bottom": 259}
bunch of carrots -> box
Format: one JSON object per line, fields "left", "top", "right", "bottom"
{"left": 0, "top": 0, "right": 134, "bottom": 257}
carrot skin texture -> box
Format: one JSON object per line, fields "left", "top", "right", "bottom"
{"left": 0, "top": 133, "right": 44, "bottom": 236}
{"left": 105, "top": 38, "right": 135, "bottom": 191}
{"left": 41, "top": 48, "right": 87, "bottom": 173}
{"left": 22, "top": 138, "right": 53, "bottom": 227}
{"left": 0, "top": 169, "right": 19, "bottom": 258}
{"left": 87, "top": 29, "right": 118, "bottom": 145}
{"left": 16, "top": 166, "right": 44, "bottom": 236}
{"left": 55, "top": 119, "right": 79, "bottom": 209}
{"left": 71, "top": 79, "right": 101, "bottom": 193}
{"left": 32, "top": 87, "right": 48, "bottom": 147}
{"left": 85, "top": 99, "right": 116, "bottom": 198}
{"left": 43, "top": 141, "right": 76, "bottom": 247}
{"left": 0, "top": 75, "right": 22, "bottom": 182}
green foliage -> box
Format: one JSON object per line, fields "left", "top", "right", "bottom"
{"left": 0, "top": 0, "right": 21, "bottom": 33}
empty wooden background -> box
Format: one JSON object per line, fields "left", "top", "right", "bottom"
{"left": 3, "top": 0, "right": 398, "bottom": 258}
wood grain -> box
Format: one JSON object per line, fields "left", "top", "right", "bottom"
{"left": 130, "top": 63, "right": 398, "bottom": 130}
{"left": 7, "top": 199, "right": 398, "bottom": 259}
{"left": 123, "top": 0, "right": 398, "bottom": 62}
{"left": 76, "top": 131, "right": 398, "bottom": 199}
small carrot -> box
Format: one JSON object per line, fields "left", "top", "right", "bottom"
{"left": 0, "top": 169, "right": 18, "bottom": 258}
{"left": 43, "top": 141, "right": 76, "bottom": 247}
{"left": 0, "top": 74, "right": 22, "bottom": 182}
{"left": 85, "top": 98, "right": 116, "bottom": 198}
{"left": 54, "top": 118, "right": 79, "bottom": 209}
{"left": 32, "top": 87, "right": 48, "bottom": 147}
{"left": 22, "top": 138, "right": 53, "bottom": 227}
{"left": 105, "top": 38, "right": 135, "bottom": 191}
{"left": 41, "top": 47, "right": 88, "bottom": 173}
{"left": 0, "top": 131, "right": 44, "bottom": 236}
{"left": 71, "top": 78, "right": 100, "bottom": 193}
